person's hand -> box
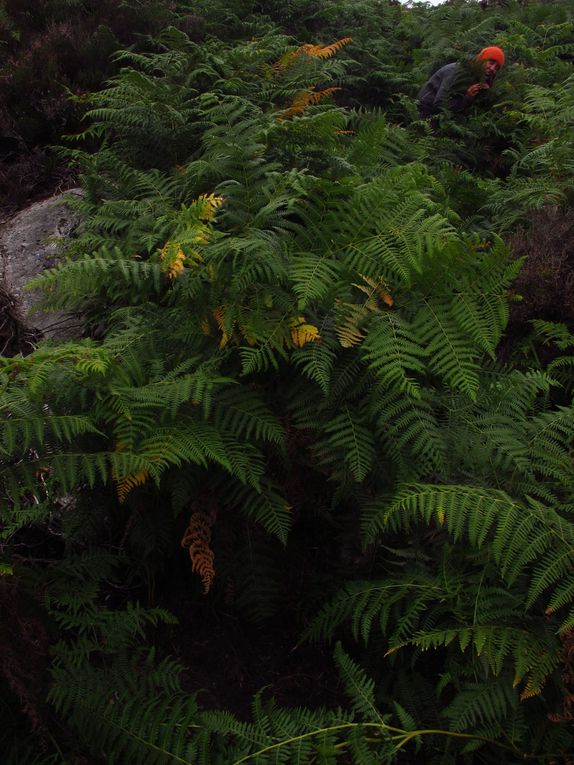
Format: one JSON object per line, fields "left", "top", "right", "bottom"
{"left": 466, "top": 82, "right": 489, "bottom": 97}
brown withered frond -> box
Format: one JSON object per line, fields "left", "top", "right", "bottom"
{"left": 353, "top": 274, "right": 394, "bottom": 307}
{"left": 181, "top": 509, "right": 216, "bottom": 594}
{"left": 278, "top": 87, "right": 340, "bottom": 120}
{"left": 548, "top": 629, "right": 574, "bottom": 721}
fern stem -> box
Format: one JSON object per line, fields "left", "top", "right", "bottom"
{"left": 231, "top": 723, "right": 392, "bottom": 763}
{"left": 108, "top": 718, "right": 201, "bottom": 765}
{"left": 231, "top": 721, "right": 535, "bottom": 763}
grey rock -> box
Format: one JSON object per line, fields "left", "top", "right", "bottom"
{"left": 0, "top": 189, "right": 85, "bottom": 340}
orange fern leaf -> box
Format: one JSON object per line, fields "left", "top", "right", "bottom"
{"left": 278, "top": 87, "right": 341, "bottom": 120}
{"left": 274, "top": 37, "right": 352, "bottom": 70}
{"left": 181, "top": 510, "right": 216, "bottom": 594}
{"left": 304, "top": 37, "right": 353, "bottom": 58}
{"left": 353, "top": 274, "right": 394, "bottom": 307}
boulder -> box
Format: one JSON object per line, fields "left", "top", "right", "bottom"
{"left": 0, "top": 189, "right": 85, "bottom": 341}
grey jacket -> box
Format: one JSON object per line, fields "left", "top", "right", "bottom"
{"left": 417, "top": 63, "right": 474, "bottom": 117}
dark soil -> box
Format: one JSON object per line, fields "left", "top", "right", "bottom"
{"left": 171, "top": 605, "right": 347, "bottom": 718}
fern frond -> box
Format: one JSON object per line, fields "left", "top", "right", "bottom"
{"left": 181, "top": 510, "right": 216, "bottom": 594}
{"left": 115, "top": 469, "right": 149, "bottom": 503}
{"left": 306, "top": 577, "right": 446, "bottom": 645}
{"left": 334, "top": 642, "right": 383, "bottom": 723}
{"left": 361, "top": 313, "right": 425, "bottom": 398}
{"left": 292, "top": 328, "right": 338, "bottom": 396}
{"left": 213, "top": 386, "right": 284, "bottom": 445}
{"left": 278, "top": 87, "right": 341, "bottom": 120}
{"left": 362, "top": 484, "right": 574, "bottom": 629}
{"left": 416, "top": 297, "right": 480, "bottom": 399}
{"left": 404, "top": 625, "right": 559, "bottom": 697}
{"left": 316, "top": 407, "right": 376, "bottom": 482}
{"left": 369, "top": 387, "right": 447, "bottom": 478}
{"left": 223, "top": 482, "right": 292, "bottom": 545}
{"left": 442, "top": 680, "right": 516, "bottom": 734}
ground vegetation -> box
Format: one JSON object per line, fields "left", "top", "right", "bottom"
{"left": 2, "top": 1, "right": 574, "bottom": 763}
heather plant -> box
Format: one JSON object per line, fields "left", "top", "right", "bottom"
{"left": 0, "top": 0, "right": 191, "bottom": 207}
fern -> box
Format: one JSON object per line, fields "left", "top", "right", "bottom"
{"left": 362, "top": 484, "right": 574, "bottom": 630}
{"left": 333, "top": 642, "right": 384, "bottom": 723}
{"left": 316, "top": 407, "right": 376, "bottom": 482}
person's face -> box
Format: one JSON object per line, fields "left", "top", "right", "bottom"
{"left": 483, "top": 59, "right": 500, "bottom": 77}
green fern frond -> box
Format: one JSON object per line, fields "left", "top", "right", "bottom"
{"left": 361, "top": 313, "right": 425, "bottom": 398}
{"left": 333, "top": 642, "right": 383, "bottom": 723}
{"left": 406, "top": 625, "right": 559, "bottom": 696}
{"left": 222, "top": 482, "right": 292, "bottom": 544}
{"left": 362, "top": 484, "right": 574, "bottom": 628}
{"left": 1, "top": 413, "right": 101, "bottom": 455}
{"left": 306, "top": 577, "right": 446, "bottom": 645}
{"left": 369, "top": 387, "right": 447, "bottom": 478}
{"left": 292, "top": 328, "right": 338, "bottom": 396}
{"left": 416, "top": 297, "right": 480, "bottom": 399}
{"left": 213, "top": 386, "right": 285, "bottom": 444}
{"left": 442, "top": 680, "right": 516, "bottom": 734}
{"left": 315, "top": 407, "right": 376, "bottom": 482}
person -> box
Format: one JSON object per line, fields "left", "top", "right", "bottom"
{"left": 417, "top": 46, "right": 505, "bottom": 120}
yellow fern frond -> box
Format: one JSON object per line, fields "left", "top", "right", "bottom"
{"left": 158, "top": 194, "right": 222, "bottom": 279}
{"left": 278, "top": 87, "right": 341, "bottom": 120}
{"left": 336, "top": 302, "right": 369, "bottom": 348}
{"left": 159, "top": 241, "right": 186, "bottom": 279}
{"left": 384, "top": 642, "right": 406, "bottom": 658}
{"left": 519, "top": 679, "right": 543, "bottom": 701}
{"left": 116, "top": 470, "right": 149, "bottom": 503}
{"left": 196, "top": 193, "right": 224, "bottom": 222}
{"left": 186, "top": 247, "right": 204, "bottom": 265}
{"left": 181, "top": 511, "right": 216, "bottom": 594}
{"left": 213, "top": 305, "right": 233, "bottom": 349}
{"left": 289, "top": 316, "right": 320, "bottom": 347}
{"left": 336, "top": 274, "right": 394, "bottom": 347}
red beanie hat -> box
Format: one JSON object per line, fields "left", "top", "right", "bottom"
{"left": 478, "top": 46, "right": 505, "bottom": 66}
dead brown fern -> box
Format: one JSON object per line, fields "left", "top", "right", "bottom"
{"left": 181, "top": 504, "right": 217, "bottom": 594}
{"left": 548, "top": 629, "right": 574, "bottom": 723}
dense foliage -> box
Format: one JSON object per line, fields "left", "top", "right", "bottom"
{"left": 2, "top": 1, "right": 574, "bottom": 763}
